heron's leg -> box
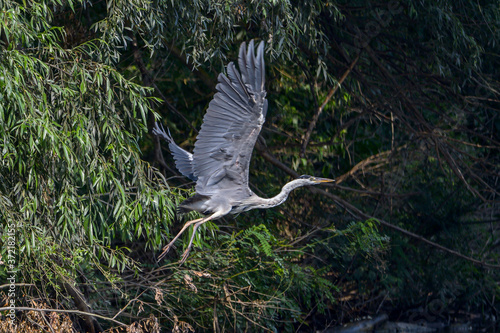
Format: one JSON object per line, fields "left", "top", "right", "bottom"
{"left": 157, "top": 217, "right": 204, "bottom": 261}
{"left": 178, "top": 210, "right": 223, "bottom": 264}
{"left": 179, "top": 219, "right": 209, "bottom": 264}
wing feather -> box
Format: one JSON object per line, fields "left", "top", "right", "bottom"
{"left": 219, "top": 73, "right": 248, "bottom": 103}
{"left": 238, "top": 42, "right": 248, "bottom": 89}
{"left": 245, "top": 40, "right": 256, "bottom": 92}
{"left": 193, "top": 41, "right": 267, "bottom": 197}
{"left": 153, "top": 123, "right": 197, "bottom": 181}
{"left": 227, "top": 63, "right": 250, "bottom": 100}
{"left": 255, "top": 42, "right": 265, "bottom": 93}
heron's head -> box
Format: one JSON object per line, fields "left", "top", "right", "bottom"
{"left": 298, "top": 175, "right": 335, "bottom": 185}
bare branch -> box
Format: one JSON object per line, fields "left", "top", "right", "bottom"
{"left": 301, "top": 55, "right": 359, "bottom": 156}
{"left": 0, "top": 307, "right": 128, "bottom": 327}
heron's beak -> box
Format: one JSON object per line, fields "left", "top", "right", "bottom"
{"left": 314, "top": 177, "right": 335, "bottom": 183}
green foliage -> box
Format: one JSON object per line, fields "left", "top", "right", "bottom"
{"left": 0, "top": 0, "right": 499, "bottom": 331}
{"left": 152, "top": 224, "right": 338, "bottom": 332}
{"left": 337, "top": 219, "right": 390, "bottom": 260}
{"left": 0, "top": 0, "right": 173, "bottom": 312}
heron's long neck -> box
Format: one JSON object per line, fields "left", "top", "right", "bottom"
{"left": 260, "top": 179, "right": 310, "bottom": 208}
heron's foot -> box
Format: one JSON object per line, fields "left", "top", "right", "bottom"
{"left": 157, "top": 241, "right": 175, "bottom": 261}
{"left": 178, "top": 247, "right": 192, "bottom": 265}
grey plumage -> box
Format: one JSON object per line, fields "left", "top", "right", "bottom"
{"left": 153, "top": 124, "right": 196, "bottom": 181}
{"left": 154, "top": 41, "right": 334, "bottom": 263}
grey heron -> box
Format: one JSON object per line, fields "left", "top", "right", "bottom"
{"left": 153, "top": 40, "right": 334, "bottom": 263}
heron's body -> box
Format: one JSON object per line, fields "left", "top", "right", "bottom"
{"left": 153, "top": 41, "right": 334, "bottom": 263}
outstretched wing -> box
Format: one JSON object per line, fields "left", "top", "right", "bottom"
{"left": 193, "top": 40, "right": 267, "bottom": 198}
{"left": 153, "top": 122, "right": 197, "bottom": 181}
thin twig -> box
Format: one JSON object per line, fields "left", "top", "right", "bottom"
{"left": 41, "top": 311, "right": 56, "bottom": 333}
{"left": 0, "top": 307, "right": 128, "bottom": 327}
{"left": 334, "top": 144, "right": 408, "bottom": 184}
{"left": 301, "top": 55, "right": 359, "bottom": 156}
{"left": 0, "top": 283, "right": 35, "bottom": 289}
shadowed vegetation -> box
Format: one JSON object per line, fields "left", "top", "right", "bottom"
{"left": 0, "top": 0, "right": 498, "bottom": 331}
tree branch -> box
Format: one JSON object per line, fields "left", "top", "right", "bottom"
{"left": 0, "top": 283, "right": 34, "bottom": 289}
{"left": 334, "top": 144, "right": 408, "bottom": 184}
{"left": 0, "top": 307, "right": 128, "bottom": 327}
{"left": 301, "top": 55, "right": 359, "bottom": 156}
{"left": 255, "top": 143, "right": 500, "bottom": 269}
{"left": 63, "top": 282, "right": 103, "bottom": 333}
